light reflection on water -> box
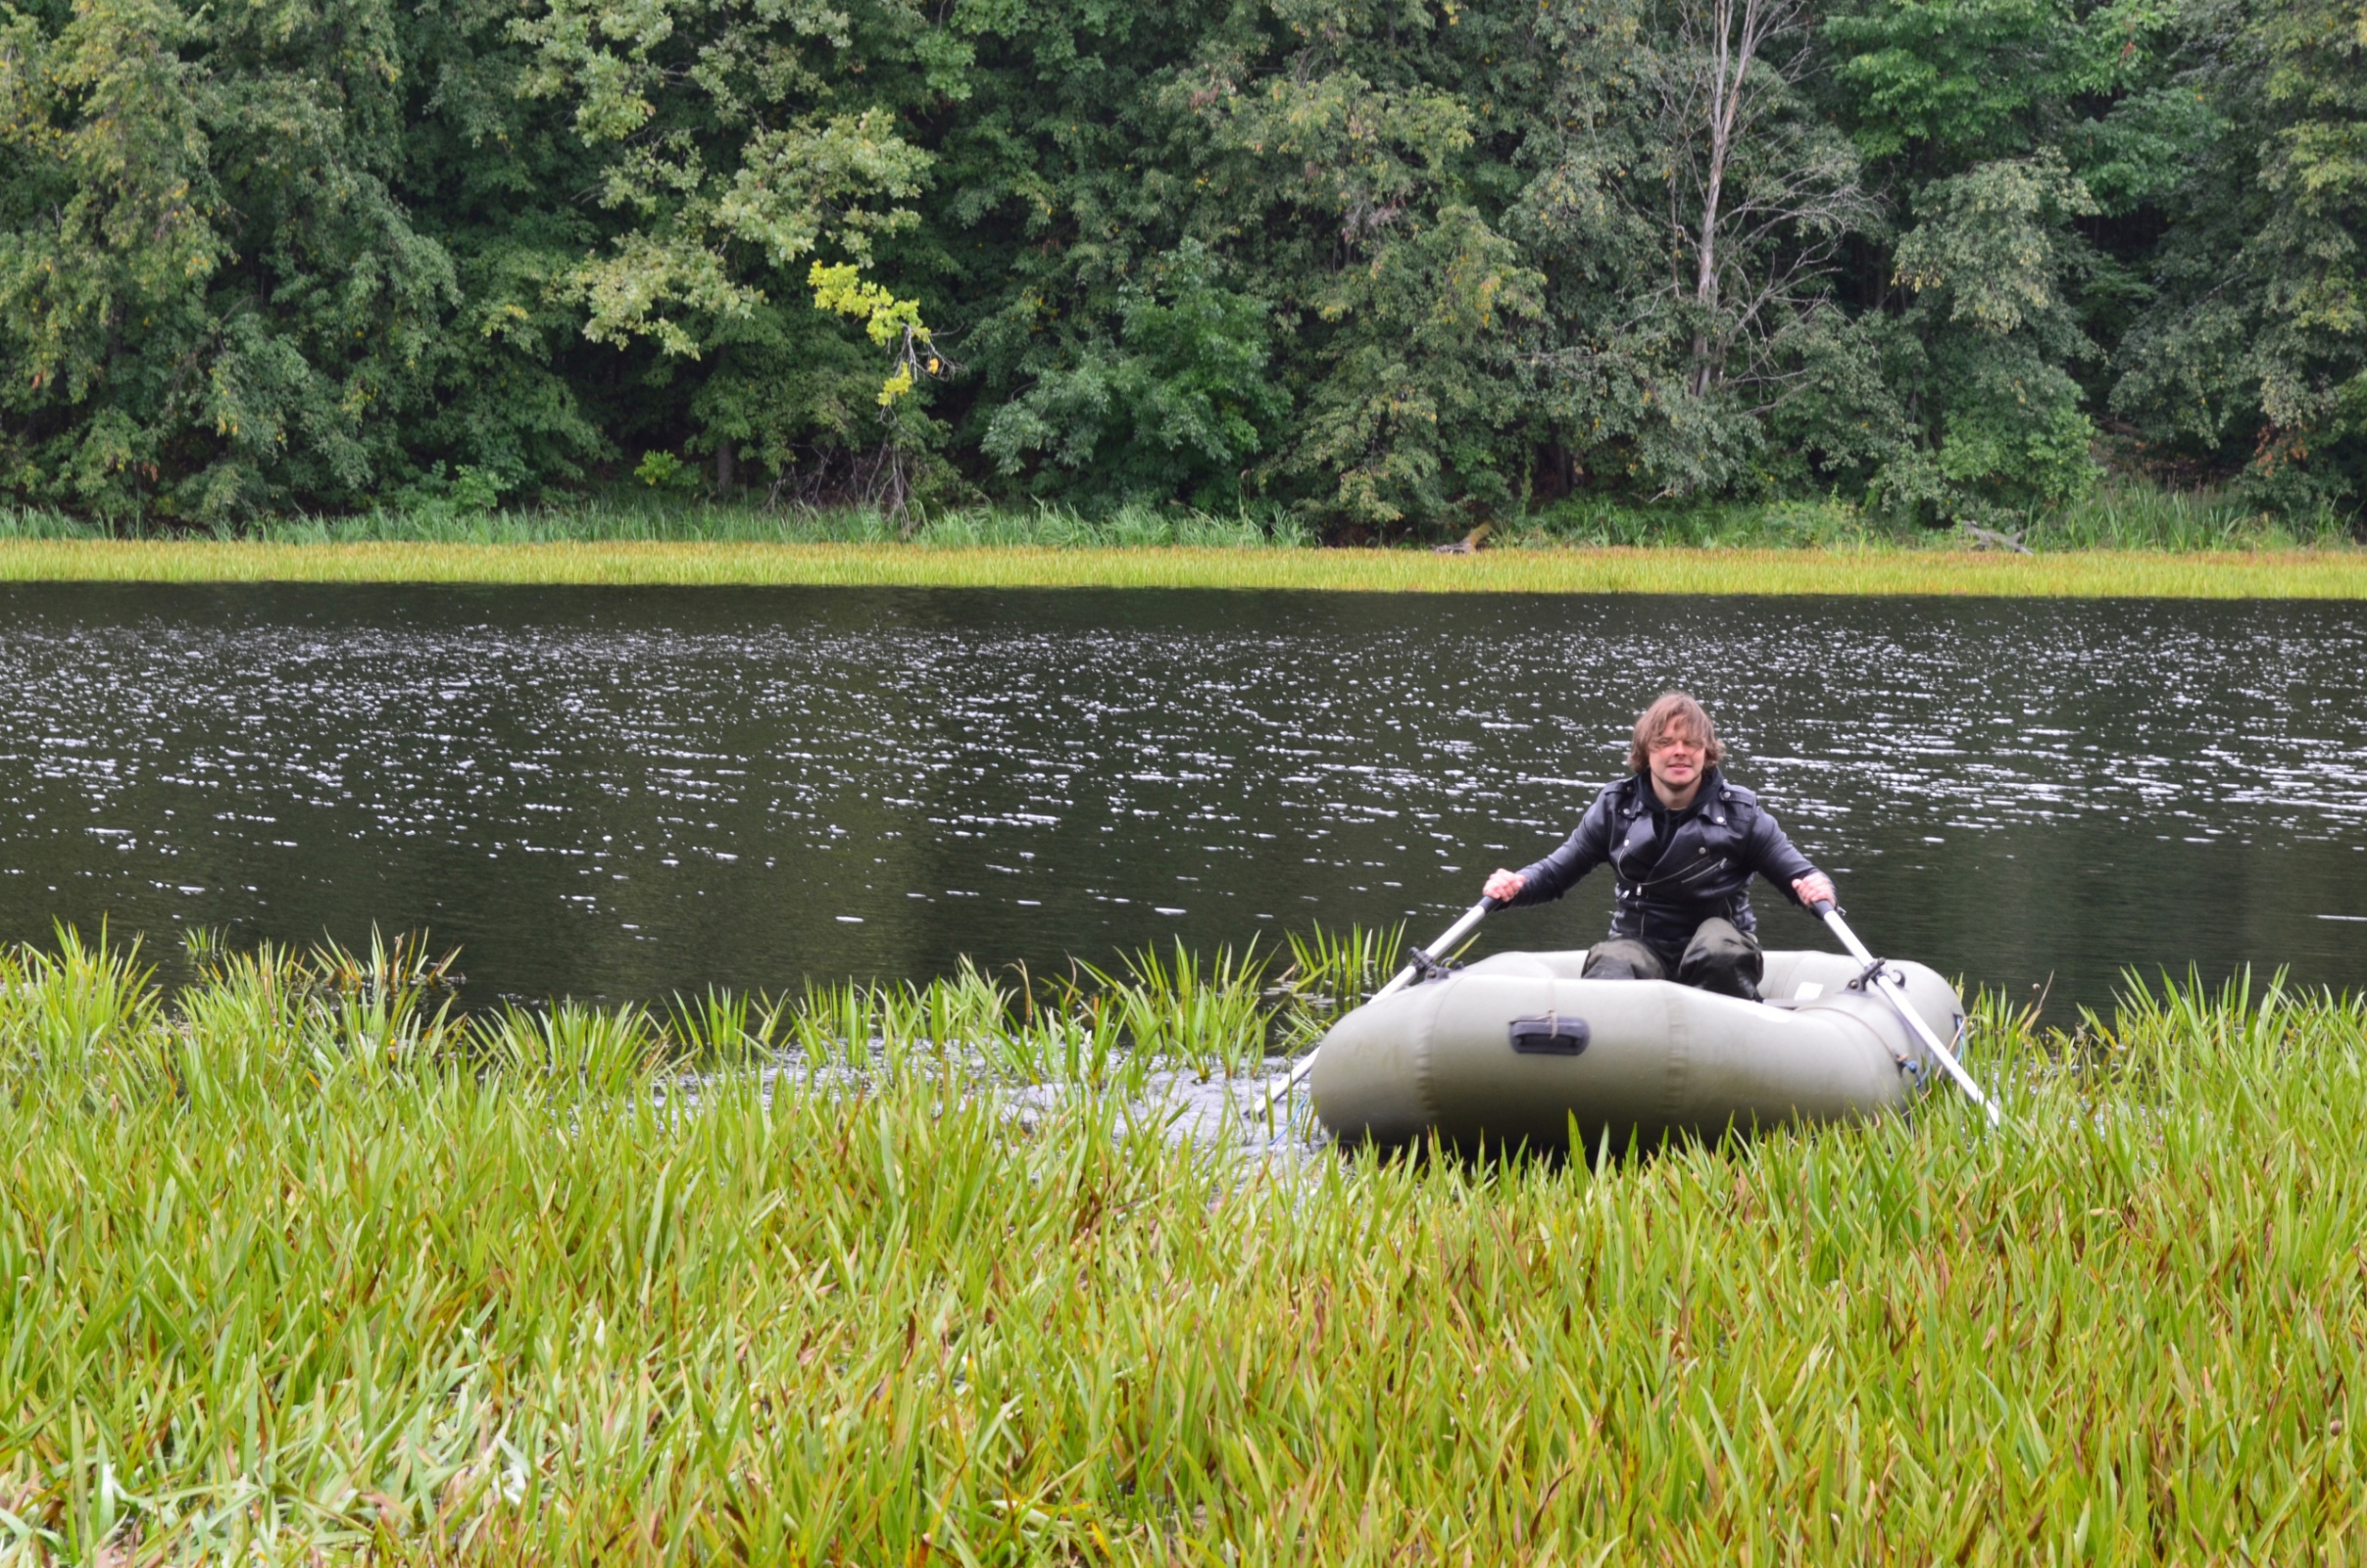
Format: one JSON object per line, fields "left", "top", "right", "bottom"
{"left": 0, "top": 584, "right": 2360, "bottom": 1016}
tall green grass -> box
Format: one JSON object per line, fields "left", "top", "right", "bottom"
{"left": 0, "top": 500, "right": 1309, "bottom": 550}
{"left": 1513, "top": 482, "right": 2359, "bottom": 553}
{"left": 0, "top": 929, "right": 2362, "bottom": 1562}
{"left": 1507, "top": 496, "right": 1909, "bottom": 550}
{"left": 2024, "top": 480, "right": 2352, "bottom": 551}
{"left": 3, "top": 478, "right": 2351, "bottom": 553}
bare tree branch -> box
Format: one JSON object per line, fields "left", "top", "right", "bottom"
{"left": 1639, "top": 0, "right": 1869, "bottom": 403}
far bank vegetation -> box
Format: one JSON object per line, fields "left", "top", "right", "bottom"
{"left": 1, "top": 0, "right": 2361, "bottom": 544}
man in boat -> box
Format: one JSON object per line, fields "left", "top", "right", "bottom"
{"left": 1480, "top": 691, "right": 1834, "bottom": 1002}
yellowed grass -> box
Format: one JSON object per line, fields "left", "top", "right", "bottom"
{"left": 3, "top": 538, "right": 2364, "bottom": 595}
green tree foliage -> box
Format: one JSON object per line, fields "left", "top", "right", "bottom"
{"left": 1821, "top": 0, "right": 2175, "bottom": 516}
{"left": 980, "top": 240, "right": 1290, "bottom": 511}
{"left": 2112, "top": 0, "right": 2367, "bottom": 514}
{"left": 1879, "top": 151, "right": 2104, "bottom": 519}
{"left": 0, "top": 0, "right": 2357, "bottom": 530}
{"left": 0, "top": 0, "right": 456, "bottom": 517}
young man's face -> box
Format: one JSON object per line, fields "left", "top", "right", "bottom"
{"left": 1647, "top": 728, "right": 1706, "bottom": 799}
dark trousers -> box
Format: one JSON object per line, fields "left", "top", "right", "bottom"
{"left": 1581, "top": 917, "right": 1763, "bottom": 1001}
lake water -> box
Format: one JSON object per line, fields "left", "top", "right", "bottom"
{"left": 2, "top": 584, "right": 2361, "bottom": 1015}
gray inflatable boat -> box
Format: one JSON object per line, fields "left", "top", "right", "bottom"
{"left": 1307, "top": 948, "right": 1964, "bottom": 1149}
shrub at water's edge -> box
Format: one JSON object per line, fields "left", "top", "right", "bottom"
{"left": 2, "top": 929, "right": 2360, "bottom": 1562}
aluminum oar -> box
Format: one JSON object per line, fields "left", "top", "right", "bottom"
{"left": 1260, "top": 897, "right": 1500, "bottom": 1115}
{"left": 1811, "top": 900, "right": 2001, "bottom": 1127}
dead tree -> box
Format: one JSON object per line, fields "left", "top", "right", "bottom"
{"left": 1646, "top": 0, "right": 1868, "bottom": 403}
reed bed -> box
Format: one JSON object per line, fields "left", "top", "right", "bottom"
{"left": 3, "top": 539, "right": 2365, "bottom": 597}
{"left": 2, "top": 482, "right": 2347, "bottom": 557}
{"left": 1, "top": 929, "right": 2361, "bottom": 1564}
{"left": 0, "top": 503, "right": 1307, "bottom": 551}
{"left": 1507, "top": 482, "right": 2355, "bottom": 554}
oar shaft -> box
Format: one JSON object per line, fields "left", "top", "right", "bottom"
{"left": 1813, "top": 903, "right": 2000, "bottom": 1126}
{"left": 1370, "top": 900, "right": 1496, "bottom": 1004}
{"left": 1265, "top": 899, "right": 1498, "bottom": 1110}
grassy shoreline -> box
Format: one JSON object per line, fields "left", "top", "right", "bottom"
{"left": 6, "top": 537, "right": 2367, "bottom": 595}
{"left": 3, "top": 930, "right": 2362, "bottom": 1562}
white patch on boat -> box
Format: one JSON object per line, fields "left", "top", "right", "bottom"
{"left": 1794, "top": 981, "right": 1824, "bottom": 999}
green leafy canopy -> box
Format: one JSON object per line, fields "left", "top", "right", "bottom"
{"left": 0, "top": 0, "right": 2355, "bottom": 530}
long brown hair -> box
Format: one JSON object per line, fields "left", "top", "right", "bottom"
{"left": 1627, "top": 691, "right": 1723, "bottom": 773}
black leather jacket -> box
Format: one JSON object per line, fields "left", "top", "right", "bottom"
{"left": 1507, "top": 767, "right": 1820, "bottom": 953}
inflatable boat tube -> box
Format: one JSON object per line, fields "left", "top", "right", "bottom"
{"left": 1308, "top": 948, "right": 1964, "bottom": 1150}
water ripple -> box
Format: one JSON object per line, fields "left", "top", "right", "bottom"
{"left": 0, "top": 587, "right": 2360, "bottom": 1013}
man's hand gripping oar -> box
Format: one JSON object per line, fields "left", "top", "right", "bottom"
{"left": 1810, "top": 899, "right": 2002, "bottom": 1128}
{"left": 1259, "top": 897, "right": 1504, "bottom": 1116}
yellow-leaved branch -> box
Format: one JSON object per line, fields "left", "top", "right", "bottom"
{"left": 809, "top": 263, "right": 941, "bottom": 407}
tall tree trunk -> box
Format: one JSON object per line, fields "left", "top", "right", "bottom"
{"left": 1689, "top": 0, "right": 1759, "bottom": 398}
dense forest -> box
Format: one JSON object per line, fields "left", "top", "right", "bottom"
{"left": 0, "top": 0, "right": 2360, "bottom": 535}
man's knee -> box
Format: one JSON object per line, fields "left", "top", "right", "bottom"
{"left": 1582, "top": 938, "right": 1668, "bottom": 982}
{"left": 1678, "top": 918, "right": 1763, "bottom": 1000}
